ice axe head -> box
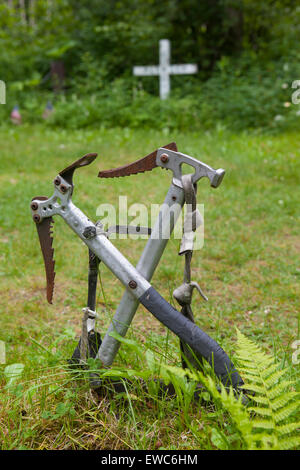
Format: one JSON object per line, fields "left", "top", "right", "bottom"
{"left": 98, "top": 143, "right": 225, "bottom": 189}
{"left": 31, "top": 153, "right": 98, "bottom": 304}
{"left": 156, "top": 148, "right": 225, "bottom": 188}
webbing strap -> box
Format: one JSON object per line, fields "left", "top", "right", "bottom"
{"left": 173, "top": 174, "right": 207, "bottom": 369}
{"left": 80, "top": 309, "right": 89, "bottom": 364}
{"left": 179, "top": 174, "right": 202, "bottom": 258}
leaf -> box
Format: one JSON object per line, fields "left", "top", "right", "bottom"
{"left": 279, "top": 436, "right": 300, "bottom": 450}
{"left": 108, "top": 331, "right": 143, "bottom": 354}
{"left": 268, "top": 381, "right": 294, "bottom": 399}
{"left": 276, "top": 422, "right": 300, "bottom": 437}
{"left": 240, "top": 383, "right": 266, "bottom": 394}
{"left": 264, "top": 369, "right": 287, "bottom": 388}
{"left": 46, "top": 41, "right": 77, "bottom": 59}
{"left": 261, "top": 363, "right": 280, "bottom": 379}
{"left": 53, "top": 402, "right": 75, "bottom": 419}
{"left": 4, "top": 363, "right": 24, "bottom": 387}
{"left": 271, "top": 392, "right": 298, "bottom": 411}
{"left": 249, "top": 395, "right": 269, "bottom": 406}
{"left": 249, "top": 406, "right": 272, "bottom": 417}
{"left": 274, "top": 401, "right": 299, "bottom": 423}
{"left": 102, "top": 369, "right": 127, "bottom": 378}
{"left": 252, "top": 419, "right": 275, "bottom": 430}
{"left": 211, "top": 428, "right": 229, "bottom": 450}
{"left": 41, "top": 411, "right": 52, "bottom": 420}
{"left": 235, "top": 329, "right": 299, "bottom": 449}
{"left": 145, "top": 350, "right": 156, "bottom": 373}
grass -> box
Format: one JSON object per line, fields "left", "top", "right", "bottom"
{"left": 0, "top": 124, "right": 299, "bottom": 450}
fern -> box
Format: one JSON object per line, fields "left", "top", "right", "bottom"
{"left": 162, "top": 330, "right": 300, "bottom": 449}
{"left": 235, "top": 330, "right": 300, "bottom": 449}
{"left": 99, "top": 329, "right": 299, "bottom": 449}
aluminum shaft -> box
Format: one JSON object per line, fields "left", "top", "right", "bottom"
{"left": 97, "top": 183, "right": 185, "bottom": 365}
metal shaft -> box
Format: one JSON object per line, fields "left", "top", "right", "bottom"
{"left": 97, "top": 183, "right": 185, "bottom": 365}
{"left": 62, "top": 201, "right": 151, "bottom": 297}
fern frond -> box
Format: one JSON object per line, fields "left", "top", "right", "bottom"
{"left": 261, "top": 362, "right": 282, "bottom": 378}
{"left": 264, "top": 369, "right": 288, "bottom": 387}
{"left": 248, "top": 406, "right": 273, "bottom": 417}
{"left": 254, "top": 434, "right": 277, "bottom": 449}
{"left": 164, "top": 330, "right": 299, "bottom": 450}
{"left": 274, "top": 401, "right": 299, "bottom": 423}
{"left": 249, "top": 394, "right": 299, "bottom": 417}
{"left": 279, "top": 436, "right": 300, "bottom": 450}
{"left": 249, "top": 395, "right": 269, "bottom": 405}
{"left": 271, "top": 392, "right": 298, "bottom": 411}
{"left": 240, "top": 383, "right": 266, "bottom": 394}
{"left": 238, "top": 368, "right": 265, "bottom": 384}
{"left": 277, "top": 422, "right": 300, "bottom": 437}
{"left": 268, "top": 381, "right": 294, "bottom": 399}
{"left": 184, "top": 369, "right": 255, "bottom": 449}
{"left": 252, "top": 418, "right": 275, "bottom": 430}
{"left": 235, "top": 329, "right": 300, "bottom": 450}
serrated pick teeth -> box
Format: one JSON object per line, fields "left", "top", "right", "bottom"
{"left": 98, "top": 142, "right": 178, "bottom": 179}
{"left": 32, "top": 197, "right": 56, "bottom": 304}
{"left": 37, "top": 217, "right": 55, "bottom": 304}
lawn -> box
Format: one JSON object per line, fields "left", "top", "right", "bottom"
{"left": 0, "top": 124, "right": 299, "bottom": 450}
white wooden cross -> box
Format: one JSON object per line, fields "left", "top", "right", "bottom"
{"left": 133, "top": 39, "right": 198, "bottom": 100}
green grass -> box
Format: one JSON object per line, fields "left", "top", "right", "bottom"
{"left": 0, "top": 124, "right": 299, "bottom": 449}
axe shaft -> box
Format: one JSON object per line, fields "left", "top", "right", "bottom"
{"left": 63, "top": 194, "right": 242, "bottom": 389}
{"left": 97, "top": 182, "right": 185, "bottom": 366}
{"left": 61, "top": 201, "right": 151, "bottom": 297}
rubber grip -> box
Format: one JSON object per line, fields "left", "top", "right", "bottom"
{"left": 139, "top": 287, "right": 243, "bottom": 389}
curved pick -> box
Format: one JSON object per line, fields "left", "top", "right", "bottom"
{"left": 98, "top": 143, "right": 177, "bottom": 179}
{"left": 59, "top": 153, "right": 98, "bottom": 185}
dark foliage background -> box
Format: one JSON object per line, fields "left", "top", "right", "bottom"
{"left": 1, "top": 0, "right": 300, "bottom": 130}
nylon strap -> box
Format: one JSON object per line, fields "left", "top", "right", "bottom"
{"left": 174, "top": 173, "right": 206, "bottom": 369}
{"left": 179, "top": 173, "right": 202, "bottom": 282}
{"left": 179, "top": 174, "right": 202, "bottom": 259}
